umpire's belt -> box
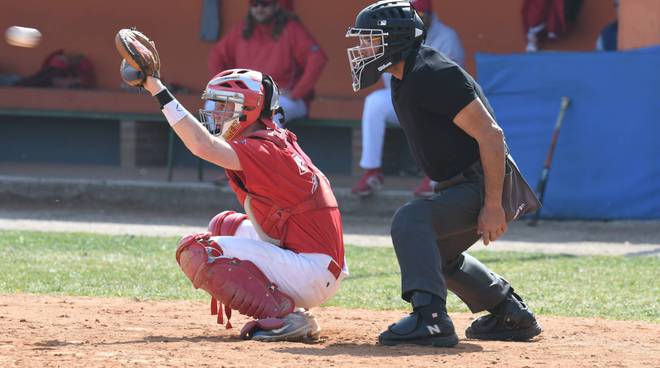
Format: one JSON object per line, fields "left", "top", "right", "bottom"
{"left": 433, "top": 160, "right": 482, "bottom": 193}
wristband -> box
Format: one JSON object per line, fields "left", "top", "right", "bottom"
{"left": 154, "top": 88, "right": 174, "bottom": 109}
{"left": 162, "top": 99, "right": 190, "bottom": 127}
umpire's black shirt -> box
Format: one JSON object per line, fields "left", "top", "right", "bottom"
{"left": 391, "top": 45, "right": 496, "bottom": 182}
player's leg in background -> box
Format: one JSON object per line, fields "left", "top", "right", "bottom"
{"left": 352, "top": 88, "right": 397, "bottom": 195}
{"left": 359, "top": 88, "right": 398, "bottom": 171}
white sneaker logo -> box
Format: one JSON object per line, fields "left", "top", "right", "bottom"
{"left": 269, "top": 325, "right": 289, "bottom": 334}
{"left": 426, "top": 324, "right": 442, "bottom": 335}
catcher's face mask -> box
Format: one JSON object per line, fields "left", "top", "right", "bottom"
{"left": 200, "top": 69, "right": 279, "bottom": 140}
{"left": 199, "top": 88, "right": 247, "bottom": 140}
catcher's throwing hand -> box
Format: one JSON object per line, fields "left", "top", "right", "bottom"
{"left": 115, "top": 27, "right": 160, "bottom": 87}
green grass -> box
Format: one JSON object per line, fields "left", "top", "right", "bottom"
{"left": 0, "top": 230, "right": 657, "bottom": 321}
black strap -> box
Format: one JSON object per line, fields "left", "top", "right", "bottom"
{"left": 154, "top": 88, "right": 174, "bottom": 109}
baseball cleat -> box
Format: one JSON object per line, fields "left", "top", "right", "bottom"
{"left": 465, "top": 291, "right": 542, "bottom": 341}
{"left": 378, "top": 310, "right": 458, "bottom": 348}
{"left": 250, "top": 309, "right": 321, "bottom": 342}
{"left": 352, "top": 169, "right": 384, "bottom": 196}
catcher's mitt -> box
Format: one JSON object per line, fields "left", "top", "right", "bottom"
{"left": 114, "top": 28, "right": 160, "bottom": 87}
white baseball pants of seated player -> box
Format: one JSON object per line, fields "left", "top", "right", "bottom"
{"left": 211, "top": 220, "right": 347, "bottom": 309}
{"left": 360, "top": 86, "right": 399, "bottom": 170}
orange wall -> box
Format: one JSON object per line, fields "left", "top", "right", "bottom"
{"left": 436, "top": 0, "right": 616, "bottom": 74}
{"left": 0, "top": 0, "right": 617, "bottom": 99}
{"left": 0, "top": 0, "right": 213, "bottom": 93}
{"left": 619, "top": 0, "right": 660, "bottom": 50}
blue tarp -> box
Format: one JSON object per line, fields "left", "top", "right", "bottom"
{"left": 476, "top": 47, "right": 660, "bottom": 219}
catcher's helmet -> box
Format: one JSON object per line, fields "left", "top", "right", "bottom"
{"left": 199, "top": 69, "right": 282, "bottom": 140}
{"left": 346, "top": 0, "right": 425, "bottom": 91}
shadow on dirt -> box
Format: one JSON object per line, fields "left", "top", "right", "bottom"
{"left": 33, "top": 334, "right": 242, "bottom": 348}
{"left": 275, "top": 341, "right": 484, "bottom": 357}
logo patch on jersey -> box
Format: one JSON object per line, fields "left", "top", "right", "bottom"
{"left": 292, "top": 154, "right": 309, "bottom": 175}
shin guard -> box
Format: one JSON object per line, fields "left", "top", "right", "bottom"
{"left": 175, "top": 232, "right": 295, "bottom": 327}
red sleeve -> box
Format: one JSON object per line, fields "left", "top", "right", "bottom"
{"left": 287, "top": 21, "right": 328, "bottom": 100}
{"left": 207, "top": 25, "right": 242, "bottom": 76}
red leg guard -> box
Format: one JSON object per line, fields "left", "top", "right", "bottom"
{"left": 175, "top": 232, "right": 295, "bottom": 326}
{"left": 208, "top": 211, "right": 249, "bottom": 236}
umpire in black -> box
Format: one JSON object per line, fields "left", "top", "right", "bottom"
{"left": 346, "top": 0, "right": 542, "bottom": 347}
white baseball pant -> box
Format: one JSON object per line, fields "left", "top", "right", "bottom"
{"left": 211, "top": 220, "right": 347, "bottom": 309}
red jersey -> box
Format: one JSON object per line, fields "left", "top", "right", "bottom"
{"left": 225, "top": 129, "right": 344, "bottom": 267}
{"left": 207, "top": 19, "right": 327, "bottom": 103}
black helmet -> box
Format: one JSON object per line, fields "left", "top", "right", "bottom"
{"left": 346, "top": 0, "right": 425, "bottom": 91}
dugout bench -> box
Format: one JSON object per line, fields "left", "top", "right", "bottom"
{"left": 0, "top": 87, "right": 398, "bottom": 178}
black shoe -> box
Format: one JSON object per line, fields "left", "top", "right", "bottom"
{"left": 465, "top": 291, "right": 542, "bottom": 341}
{"left": 378, "top": 292, "right": 459, "bottom": 347}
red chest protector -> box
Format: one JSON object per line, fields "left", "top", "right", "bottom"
{"left": 226, "top": 129, "right": 338, "bottom": 246}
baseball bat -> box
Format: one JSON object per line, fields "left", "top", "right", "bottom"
{"left": 528, "top": 96, "right": 571, "bottom": 226}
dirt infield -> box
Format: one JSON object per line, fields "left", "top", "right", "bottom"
{"left": 1, "top": 294, "right": 658, "bottom": 368}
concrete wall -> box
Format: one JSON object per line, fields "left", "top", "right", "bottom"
{"left": 1, "top": 0, "right": 620, "bottom": 99}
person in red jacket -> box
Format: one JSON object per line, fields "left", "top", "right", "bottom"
{"left": 208, "top": 0, "right": 327, "bottom": 125}
{"left": 141, "top": 67, "right": 346, "bottom": 342}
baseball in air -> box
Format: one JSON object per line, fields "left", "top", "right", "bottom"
{"left": 5, "top": 26, "right": 42, "bottom": 48}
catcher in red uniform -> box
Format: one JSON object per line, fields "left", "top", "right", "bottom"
{"left": 115, "top": 28, "right": 347, "bottom": 342}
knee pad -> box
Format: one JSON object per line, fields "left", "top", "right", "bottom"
{"left": 175, "top": 232, "right": 295, "bottom": 325}
{"left": 208, "top": 211, "right": 248, "bottom": 236}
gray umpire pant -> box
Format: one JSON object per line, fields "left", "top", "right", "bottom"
{"left": 390, "top": 168, "right": 511, "bottom": 313}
